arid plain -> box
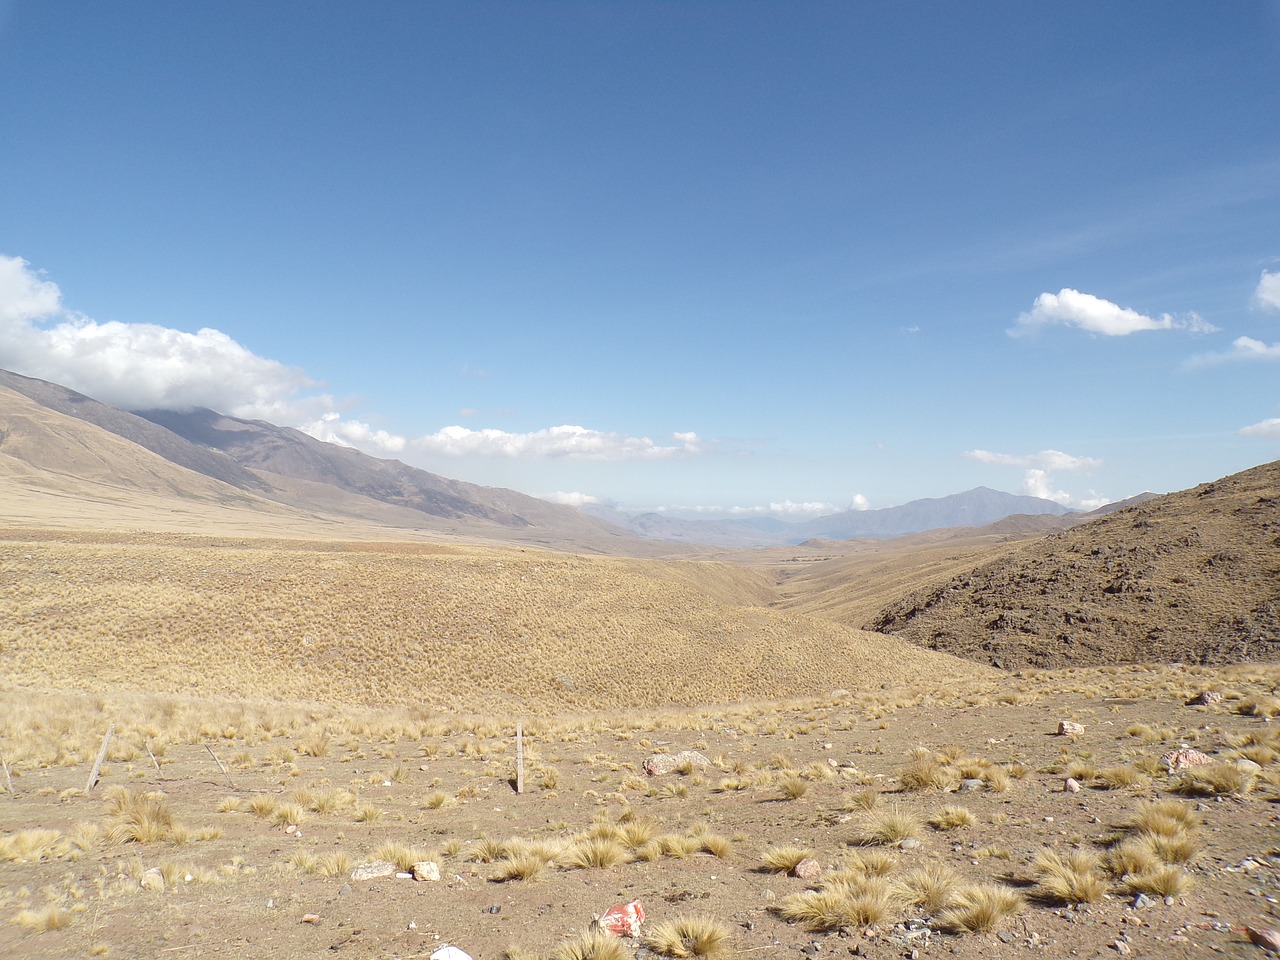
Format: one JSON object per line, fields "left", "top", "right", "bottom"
{"left": 2, "top": 382, "right": 1278, "bottom": 960}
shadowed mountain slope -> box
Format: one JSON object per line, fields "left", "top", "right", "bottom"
{"left": 866, "top": 460, "right": 1280, "bottom": 669}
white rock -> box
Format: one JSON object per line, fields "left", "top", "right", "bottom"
{"left": 431, "top": 947, "right": 472, "bottom": 960}
{"left": 139, "top": 867, "right": 165, "bottom": 892}
{"left": 413, "top": 861, "right": 442, "bottom": 882}
{"left": 351, "top": 859, "right": 396, "bottom": 881}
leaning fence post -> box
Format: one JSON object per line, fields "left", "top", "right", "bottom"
{"left": 85, "top": 724, "right": 115, "bottom": 794}
{"left": 1, "top": 750, "right": 13, "bottom": 796}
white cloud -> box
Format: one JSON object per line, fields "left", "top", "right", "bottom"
{"left": 1255, "top": 270, "right": 1280, "bottom": 311}
{"left": 1240, "top": 417, "right": 1280, "bottom": 439}
{"left": 0, "top": 254, "right": 317, "bottom": 420}
{"left": 1009, "top": 288, "right": 1216, "bottom": 337}
{"left": 411, "top": 424, "right": 702, "bottom": 461}
{"left": 543, "top": 491, "right": 602, "bottom": 507}
{"left": 964, "top": 449, "right": 1102, "bottom": 471}
{"left": 963, "top": 447, "right": 1107, "bottom": 509}
{"left": 850, "top": 493, "right": 870, "bottom": 511}
{"left": 1185, "top": 335, "right": 1280, "bottom": 367}
{"left": 300, "top": 412, "right": 407, "bottom": 454}
{"left": 656, "top": 500, "right": 838, "bottom": 519}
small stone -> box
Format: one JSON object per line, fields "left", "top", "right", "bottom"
{"left": 485, "top": 905, "right": 502, "bottom": 915}
{"left": 396, "top": 872, "right": 413, "bottom": 879}
{"left": 1164, "top": 896, "right": 1175, "bottom": 906}
{"left": 408, "top": 921, "right": 418, "bottom": 931}
{"left": 1113, "top": 939, "right": 1131, "bottom": 955}
{"left": 412, "top": 861, "right": 441, "bottom": 882}
{"left": 793, "top": 858, "right": 822, "bottom": 881}
{"left": 1058, "top": 721, "right": 1086, "bottom": 736}
{"left": 1064, "top": 778, "right": 1082, "bottom": 793}
{"left": 643, "top": 750, "right": 711, "bottom": 776}
{"left": 898, "top": 838, "right": 922, "bottom": 850}
{"left": 1162, "top": 748, "right": 1214, "bottom": 771}
{"left": 1132, "top": 894, "right": 1154, "bottom": 910}
{"left": 1043, "top": 816, "right": 1055, "bottom": 823}
{"left": 431, "top": 948, "right": 473, "bottom": 960}
{"left": 338, "top": 883, "right": 352, "bottom": 897}
{"left": 959, "top": 778, "right": 984, "bottom": 792}
{"left": 1185, "top": 690, "right": 1223, "bottom": 706}
{"left": 1235, "top": 758, "right": 1263, "bottom": 775}
{"left": 351, "top": 860, "right": 396, "bottom": 881}
{"left": 997, "top": 931, "right": 1016, "bottom": 943}
{"left": 285, "top": 824, "right": 298, "bottom": 834}
{"left": 301, "top": 914, "right": 321, "bottom": 924}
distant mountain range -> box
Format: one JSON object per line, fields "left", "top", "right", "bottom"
{"left": 587, "top": 487, "right": 1077, "bottom": 547}
{"left": 1, "top": 367, "right": 1102, "bottom": 549}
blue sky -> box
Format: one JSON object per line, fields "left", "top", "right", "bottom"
{"left": 2, "top": 2, "right": 1278, "bottom": 518}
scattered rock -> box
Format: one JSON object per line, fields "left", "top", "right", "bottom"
{"left": 1064, "top": 777, "right": 1082, "bottom": 793}
{"left": 1235, "top": 758, "right": 1263, "bottom": 775}
{"left": 958, "top": 778, "right": 984, "bottom": 792}
{"left": 598, "top": 900, "right": 646, "bottom": 937}
{"left": 997, "top": 930, "right": 1017, "bottom": 944}
{"left": 1185, "top": 690, "right": 1224, "bottom": 706}
{"left": 139, "top": 867, "right": 164, "bottom": 892}
{"left": 1246, "top": 927, "right": 1280, "bottom": 953}
{"left": 350, "top": 860, "right": 396, "bottom": 881}
{"left": 792, "top": 858, "right": 822, "bottom": 881}
{"left": 338, "top": 883, "right": 352, "bottom": 897}
{"left": 643, "top": 750, "right": 711, "bottom": 776}
{"left": 1112, "top": 939, "right": 1131, "bottom": 955}
{"left": 1131, "top": 894, "right": 1154, "bottom": 910}
{"left": 898, "top": 838, "right": 922, "bottom": 850}
{"left": 301, "top": 914, "right": 321, "bottom": 924}
{"left": 412, "top": 861, "right": 441, "bottom": 882}
{"left": 1162, "top": 748, "right": 1214, "bottom": 771}
{"left": 1058, "top": 721, "right": 1086, "bottom": 736}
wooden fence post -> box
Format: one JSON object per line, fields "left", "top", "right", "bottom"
{"left": 85, "top": 724, "right": 115, "bottom": 794}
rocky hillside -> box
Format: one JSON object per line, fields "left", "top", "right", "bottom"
{"left": 866, "top": 460, "right": 1280, "bottom": 669}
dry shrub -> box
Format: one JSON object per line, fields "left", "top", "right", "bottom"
{"left": 12, "top": 904, "right": 80, "bottom": 932}
{"left": 860, "top": 809, "right": 921, "bottom": 845}
{"left": 1122, "top": 864, "right": 1193, "bottom": 898}
{"left": 898, "top": 751, "right": 949, "bottom": 791}
{"left": 645, "top": 916, "right": 731, "bottom": 960}
{"left": 778, "top": 775, "right": 809, "bottom": 800}
{"left": 104, "top": 788, "right": 180, "bottom": 845}
{"left": 563, "top": 837, "right": 630, "bottom": 869}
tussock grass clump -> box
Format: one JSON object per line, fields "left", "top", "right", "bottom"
{"left": 549, "top": 930, "right": 632, "bottom": 960}
{"left": 1031, "top": 849, "right": 1107, "bottom": 905}
{"left": 1121, "top": 863, "right": 1193, "bottom": 898}
{"left": 12, "top": 904, "right": 80, "bottom": 932}
{"left": 839, "top": 849, "right": 897, "bottom": 877}
{"left": 898, "top": 750, "right": 950, "bottom": 791}
{"left": 104, "top": 788, "right": 183, "bottom": 845}
{"left": 760, "top": 844, "right": 816, "bottom": 874}
{"left": 493, "top": 852, "right": 549, "bottom": 882}
{"left": 1095, "top": 765, "right": 1146, "bottom": 790}
{"left": 841, "top": 788, "right": 879, "bottom": 811}
{"left": 375, "top": 842, "right": 435, "bottom": 873}
{"left": 216, "top": 796, "right": 247, "bottom": 813}
{"left": 860, "top": 808, "right": 922, "bottom": 846}
{"left": 645, "top": 916, "right": 731, "bottom": 960}
{"left": 696, "top": 833, "right": 733, "bottom": 858}
{"left": 0, "top": 828, "right": 71, "bottom": 862}
{"left": 563, "top": 836, "right": 630, "bottom": 869}
{"left": 929, "top": 806, "right": 976, "bottom": 831}
{"left": 271, "top": 803, "right": 308, "bottom": 827}
{"left": 776, "top": 878, "right": 898, "bottom": 932}
{"left": 936, "top": 884, "right": 1025, "bottom": 934}
{"left": 894, "top": 863, "right": 962, "bottom": 915}
{"left": 353, "top": 804, "right": 383, "bottom": 824}
{"left": 1175, "top": 763, "right": 1254, "bottom": 797}
{"left": 778, "top": 775, "right": 809, "bottom": 800}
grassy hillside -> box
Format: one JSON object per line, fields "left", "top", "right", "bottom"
{"left": 0, "top": 531, "right": 990, "bottom": 713}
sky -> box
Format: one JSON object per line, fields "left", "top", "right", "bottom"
{"left": 2, "top": 2, "right": 1279, "bottom": 519}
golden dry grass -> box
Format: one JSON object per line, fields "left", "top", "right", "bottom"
{"left": 0, "top": 532, "right": 989, "bottom": 714}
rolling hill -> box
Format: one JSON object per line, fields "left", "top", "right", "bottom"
{"left": 866, "top": 459, "right": 1280, "bottom": 669}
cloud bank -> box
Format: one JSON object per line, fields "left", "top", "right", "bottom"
{"left": 1010, "top": 288, "right": 1215, "bottom": 337}
{"left": 0, "top": 255, "right": 317, "bottom": 419}
{"left": 0, "top": 254, "right": 701, "bottom": 465}
{"left": 411, "top": 424, "right": 701, "bottom": 461}
{"left": 964, "top": 448, "right": 1108, "bottom": 509}
{"left": 1240, "top": 417, "right": 1280, "bottom": 439}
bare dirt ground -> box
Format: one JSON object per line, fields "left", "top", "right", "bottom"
{"left": 3, "top": 664, "right": 1278, "bottom": 960}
